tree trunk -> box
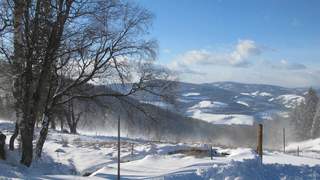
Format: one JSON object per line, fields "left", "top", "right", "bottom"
{"left": 69, "top": 124, "right": 77, "bottom": 134}
{"left": 20, "top": 104, "right": 37, "bottom": 166}
{"left": 51, "top": 117, "right": 56, "bottom": 130}
{"left": 13, "top": 0, "right": 36, "bottom": 167}
{"left": 60, "top": 117, "right": 64, "bottom": 131}
{"left": 0, "top": 132, "right": 6, "bottom": 160}
{"left": 20, "top": 118, "right": 35, "bottom": 167}
{"left": 12, "top": 0, "right": 72, "bottom": 167}
{"left": 65, "top": 103, "right": 78, "bottom": 134}
{"left": 9, "top": 122, "right": 19, "bottom": 151}
{"left": 35, "top": 113, "right": 51, "bottom": 158}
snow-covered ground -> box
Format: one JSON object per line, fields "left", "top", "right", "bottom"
{"left": 187, "top": 110, "right": 254, "bottom": 125}
{"left": 236, "top": 101, "right": 250, "bottom": 107}
{"left": 189, "top": 100, "right": 228, "bottom": 109}
{"left": 183, "top": 92, "right": 200, "bottom": 97}
{"left": 1, "top": 119, "right": 320, "bottom": 179}
{"left": 240, "top": 91, "right": 273, "bottom": 97}
{"left": 276, "top": 94, "right": 305, "bottom": 108}
{"left": 187, "top": 100, "right": 253, "bottom": 125}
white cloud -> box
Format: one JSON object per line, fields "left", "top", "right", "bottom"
{"left": 179, "top": 64, "right": 320, "bottom": 88}
{"left": 230, "top": 40, "right": 261, "bottom": 66}
{"left": 168, "top": 60, "right": 207, "bottom": 75}
{"left": 265, "top": 59, "right": 307, "bottom": 70}
{"left": 164, "top": 39, "right": 318, "bottom": 87}
{"left": 169, "top": 39, "right": 262, "bottom": 70}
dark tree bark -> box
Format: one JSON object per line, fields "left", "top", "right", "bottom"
{"left": 60, "top": 117, "right": 64, "bottom": 132}
{"left": 9, "top": 122, "right": 19, "bottom": 151}
{"left": 51, "top": 117, "right": 56, "bottom": 130}
{"left": 69, "top": 125, "right": 77, "bottom": 134}
{"left": 65, "top": 100, "right": 81, "bottom": 134}
{"left": 66, "top": 112, "right": 78, "bottom": 134}
{"left": 20, "top": 117, "right": 35, "bottom": 166}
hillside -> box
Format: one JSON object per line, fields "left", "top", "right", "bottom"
{"left": 137, "top": 81, "right": 309, "bottom": 125}
{"left": 0, "top": 81, "right": 310, "bottom": 146}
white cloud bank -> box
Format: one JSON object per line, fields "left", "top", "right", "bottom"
{"left": 169, "top": 39, "right": 261, "bottom": 70}
{"left": 164, "top": 39, "right": 320, "bottom": 88}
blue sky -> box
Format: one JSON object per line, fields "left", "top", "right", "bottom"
{"left": 137, "top": 0, "right": 320, "bottom": 87}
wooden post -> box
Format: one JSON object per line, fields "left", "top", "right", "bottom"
{"left": 256, "top": 124, "right": 263, "bottom": 163}
{"left": 283, "top": 128, "right": 286, "bottom": 153}
{"left": 0, "top": 132, "right": 6, "bottom": 160}
{"left": 117, "top": 115, "right": 120, "bottom": 180}
{"left": 131, "top": 143, "right": 134, "bottom": 160}
{"left": 297, "top": 146, "right": 299, "bottom": 157}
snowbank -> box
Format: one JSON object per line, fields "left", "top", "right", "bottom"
{"left": 196, "top": 157, "right": 320, "bottom": 180}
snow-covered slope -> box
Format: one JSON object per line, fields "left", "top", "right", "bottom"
{"left": 137, "top": 82, "right": 310, "bottom": 125}
{"left": 1, "top": 120, "right": 320, "bottom": 179}
{"left": 189, "top": 100, "right": 228, "bottom": 109}
{"left": 275, "top": 94, "right": 304, "bottom": 108}
{"left": 188, "top": 110, "right": 254, "bottom": 125}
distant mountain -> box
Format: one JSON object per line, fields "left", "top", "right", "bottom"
{"left": 137, "top": 81, "right": 310, "bottom": 125}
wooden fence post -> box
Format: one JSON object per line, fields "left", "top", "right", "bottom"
{"left": 117, "top": 115, "right": 120, "bottom": 180}
{"left": 0, "top": 132, "right": 6, "bottom": 160}
{"left": 131, "top": 143, "right": 134, "bottom": 160}
{"left": 256, "top": 124, "right": 263, "bottom": 163}
{"left": 283, "top": 128, "right": 286, "bottom": 153}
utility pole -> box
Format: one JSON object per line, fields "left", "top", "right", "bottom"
{"left": 117, "top": 115, "right": 120, "bottom": 180}
{"left": 283, "top": 128, "right": 286, "bottom": 153}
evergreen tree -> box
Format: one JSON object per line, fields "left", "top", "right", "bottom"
{"left": 311, "top": 104, "right": 320, "bottom": 138}
{"left": 290, "top": 102, "right": 305, "bottom": 139}
{"left": 291, "top": 88, "right": 319, "bottom": 140}
{"left": 303, "top": 88, "right": 319, "bottom": 139}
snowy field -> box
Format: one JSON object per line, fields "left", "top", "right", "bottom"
{"left": 189, "top": 101, "right": 228, "bottom": 109}
{"left": 188, "top": 109, "right": 254, "bottom": 125}
{"left": 241, "top": 91, "right": 273, "bottom": 97}
{"left": 1, "top": 120, "right": 320, "bottom": 179}
{"left": 187, "top": 100, "right": 254, "bottom": 125}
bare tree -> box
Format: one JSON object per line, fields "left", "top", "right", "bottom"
{"left": 63, "top": 99, "right": 84, "bottom": 134}
{"left": 1, "top": 0, "right": 176, "bottom": 166}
